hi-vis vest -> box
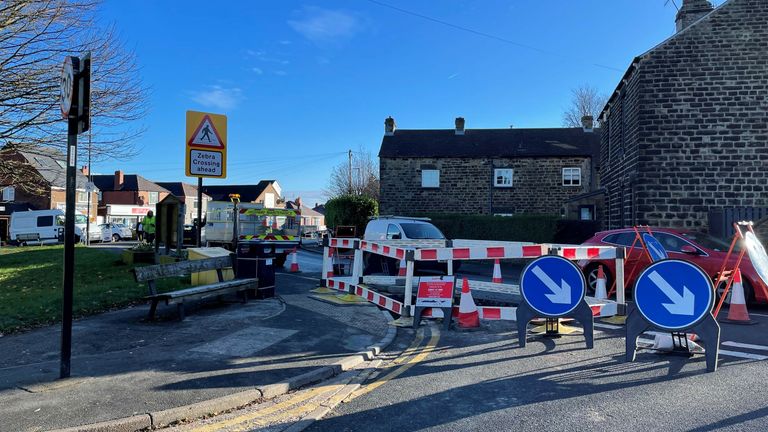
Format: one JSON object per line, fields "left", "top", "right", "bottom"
{"left": 143, "top": 216, "right": 156, "bottom": 234}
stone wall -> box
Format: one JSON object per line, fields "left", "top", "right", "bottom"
{"left": 601, "top": 0, "right": 768, "bottom": 230}
{"left": 379, "top": 157, "right": 592, "bottom": 216}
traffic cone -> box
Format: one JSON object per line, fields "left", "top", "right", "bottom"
{"left": 723, "top": 269, "right": 755, "bottom": 324}
{"left": 262, "top": 217, "right": 268, "bottom": 227}
{"left": 492, "top": 259, "right": 503, "bottom": 283}
{"left": 457, "top": 278, "right": 480, "bottom": 329}
{"left": 397, "top": 258, "right": 407, "bottom": 277}
{"left": 594, "top": 266, "right": 608, "bottom": 300}
{"left": 289, "top": 250, "right": 300, "bottom": 272}
{"left": 272, "top": 218, "right": 278, "bottom": 229}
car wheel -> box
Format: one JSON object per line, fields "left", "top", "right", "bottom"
{"left": 716, "top": 278, "right": 753, "bottom": 306}
{"left": 585, "top": 264, "right": 612, "bottom": 297}
{"left": 112, "top": 234, "right": 120, "bottom": 242}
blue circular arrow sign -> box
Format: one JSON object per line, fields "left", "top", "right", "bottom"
{"left": 521, "top": 256, "right": 586, "bottom": 316}
{"left": 634, "top": 260, "right": 714, "bottom": 330}
{"left": 642, "top": 233, "right": 668, "bottom": 262}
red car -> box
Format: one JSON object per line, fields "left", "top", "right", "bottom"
{"left": 579, "top": 228, "right": 768, "bottom": 305}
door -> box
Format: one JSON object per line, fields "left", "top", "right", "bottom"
{"left": 0, "top": 218, "right": 8, "bottom": 243}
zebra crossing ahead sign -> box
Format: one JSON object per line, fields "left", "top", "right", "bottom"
{"left": 186, "top": 111, "right": 227, "bottom": 178}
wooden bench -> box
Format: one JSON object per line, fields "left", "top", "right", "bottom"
{"left": 133, "top": 255, "right": 257, "bottom": 320}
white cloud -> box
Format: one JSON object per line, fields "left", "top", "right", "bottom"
{"left": 191, "top": 85, "right": 243, "bottom": 110}
{"left": 274, "top": 70, "right": 287, "bottom": 76}
{"left": 252, "top": 67, "right": 263, "bottom": 74}
{"left": 288, "top": 7, "right": 363, "bottom": 44}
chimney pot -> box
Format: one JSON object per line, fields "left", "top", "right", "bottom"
{"left": 675, "top": 0, "right": 714, "bottom": 32}
{"left": 114, "top": 170, "right": 124, "bottom": 191}
{"left": 581, "top": 116, "right": 594, "bottom": 132}
{"left": 384, "top": 116, "right": 396, "bottom": 136}
{"left": 455, "top": 117, "right": 465, "bottom": 135}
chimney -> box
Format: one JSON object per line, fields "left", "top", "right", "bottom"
{"left": 114, "top": 170, "right": 124, "bottom": 190}
{"left": 295, "top": 196, "right": 302, "bottom": 209}
{"left": 81, "top": 165, "right": 89, "bottom": 176}
{"left": 455, "top": 117, "right": 465, "bottom": 135}
{"left": 675, "top": 0, "right": 714, "bottom": 33}
{"left": 581, "top": 115, "right": 594, "bottom": 133}
{"left": 384, "top": 116, "right": 396, "bottom": 136}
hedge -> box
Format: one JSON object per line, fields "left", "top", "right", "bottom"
{"left": 422, "top": 214, "right": 601, "bottom": 244}
{"left": 325, "top": 195, "right": 378, "bottom": 237}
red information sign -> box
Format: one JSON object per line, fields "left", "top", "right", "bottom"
{"left": 416, "top": 276, "right": 455, "bottom": 308}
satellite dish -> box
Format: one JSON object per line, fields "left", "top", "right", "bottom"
{"left": 744, "top": 231, "right": 768, "bottom": 286}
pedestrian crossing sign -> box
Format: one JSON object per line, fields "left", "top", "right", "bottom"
{"left": 186, "top": 110, "right": 227, "bottom": 178}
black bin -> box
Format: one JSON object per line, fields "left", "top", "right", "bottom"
{"left": 236, "top": 242, "right": 276, "bottom": 298}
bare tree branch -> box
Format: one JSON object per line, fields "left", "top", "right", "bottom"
{"left": 562, "top": 84, "right": 608, "bottom": 128}
{"left": 325, "top": 148, "right": 380, "bottom": 201}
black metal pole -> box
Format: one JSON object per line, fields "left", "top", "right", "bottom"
{"left": 197, "top": 177, "right": 203, "bottom": 247}
{"left": 61, "top": 114, "right": 78, "bottom": 379}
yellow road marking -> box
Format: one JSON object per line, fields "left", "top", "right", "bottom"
{"left": 347, "top": 326, "right": 440, "bottom": 400}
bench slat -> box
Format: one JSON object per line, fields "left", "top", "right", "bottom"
{"left": 134, "top": 256, "right": 233, "bottom": 282}
{"left": 147, "top": 278, "right": 257, "bottom": 300}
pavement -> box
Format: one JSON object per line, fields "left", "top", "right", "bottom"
{"left": 0, "top": 261, "right": 393, "bottom": 432}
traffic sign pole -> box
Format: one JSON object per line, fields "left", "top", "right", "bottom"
{"left": 197, "top": 177, "right": 203, "bottom": 247}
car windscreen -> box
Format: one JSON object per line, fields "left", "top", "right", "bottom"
{"left": 400, "top": 223, "right": 445, "bottom": 239}
{"left": 681, "top": 232, "right": 739, "bottom": 252}
{"left": 74, "top": 215, "right": 88, "bottom": 224}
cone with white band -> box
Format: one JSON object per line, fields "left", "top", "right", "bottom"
{"left": 457, "top": 278, "right": 480, "bottom": 329}
{"left": 594, "top": 265, "right": 607, "bottom": 300}
{"left": 723, "top": 269, "right": 754, "bottom": 324}
{"left": 398, "top": 258, "right": 407, "bottom": 277}
{"left": 289, "top": 249, "right": 300, "bottom": 272}
{"left": 492, "top": 259, "right": 503, "bottom": 284}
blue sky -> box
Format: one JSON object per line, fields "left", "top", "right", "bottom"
{"left": 95, "top": 0, "right": 708, "bottom": 206}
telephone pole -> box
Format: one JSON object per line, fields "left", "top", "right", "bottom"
{"left": 348, "top": 149, "right": 353, "bottom": 195}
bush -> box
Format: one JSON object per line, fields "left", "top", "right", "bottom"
{"left": 422, "top": 214, "right": 602, "bottom": 244}
{"left": 325, "top": 195, "right": 378, "bottom": 236}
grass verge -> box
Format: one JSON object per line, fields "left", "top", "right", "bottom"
{"left": 0, "top": 245, "right": 187, "bottom": 334}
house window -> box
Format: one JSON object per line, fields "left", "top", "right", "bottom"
{"left": 562, "top": 168, "right": 582, "bottom": 186}
{"left": 148, "top": 192, "right": 159, "bottom": 204}
{"left": 77, "top": 191, "right": 87, "bottom": 203}
{"left": 2, "top": 186, "right": 14, "bottom": 201}
{"left": 421, "top": 169, "right": 439, "bottom": 188}
{"left": 579, "top": 205, "right": 595, "bottom": 221}
{"left": 193, "top": 199, "right": 199, "bottom": 209}
{"left": 494, "top": 169, "right": 514, "bottom": 187}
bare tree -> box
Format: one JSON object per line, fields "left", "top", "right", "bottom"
{"left": 0, "top": 0, "right": 147, "bottom": 190}
{"left": 326, "top": 148, "right": 380, "bottom": 200}
{"left": 562, "top": 84, "right": 608, "bottom": 128}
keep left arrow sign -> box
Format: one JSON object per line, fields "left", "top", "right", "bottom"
{"left": 649, "top": 271, "right": 695, "bottom": 315}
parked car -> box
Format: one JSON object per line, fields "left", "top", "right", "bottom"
{"left": 9, "top": 209, "right": 97, "bottom": 245}
{"left": 362, "top": 216, "right": 459, "bottom": 275}
{"left": 99, "top": 223, "right": 133, "bottom": 242}
{"left": 579, "top": 228, "right": 768, "bottom": 305}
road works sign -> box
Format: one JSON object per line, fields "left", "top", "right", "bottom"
{"left": 186, "top": 111, "right": 227, "bottom": 178}
{"left": 416, "top": 276, "right": 455, "bottom": 308}
{"left": 642, "top": 233, "right": 668, "bottom": 262}
{"left": 520, "top": 255, "right": 586, "bottom": 316}
{"left": 634, "top": 260, "right": 713, "bottom": 330}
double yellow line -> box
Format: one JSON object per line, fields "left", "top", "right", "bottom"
{"left": 188, "top": 326, "right": 440, "bottom": 432}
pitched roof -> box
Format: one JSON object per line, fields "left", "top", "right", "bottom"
{"left": 18, "top": 150, "right": 92, "bottom": 190}
{"left": 379, "top": 128, "right": 601, "bottom": 161}
{"left": 155, "top": 182, "right": 210, "bottom": 199}
{"left": 92, "top": 173, "right": 170, "bottom": 193}
{"left": 201, "top": 180, "right": 276, "bottom": 202}
{"left": 286, "top": 201, "right": 324, "bottom": 217}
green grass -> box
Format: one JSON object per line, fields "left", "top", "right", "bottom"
{"left": 0, "top": 245, "right": 187, "bottom": 334}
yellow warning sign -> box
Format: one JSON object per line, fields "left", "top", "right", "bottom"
{"left": 186, "top": 111, "right": 227, "bottom": 178}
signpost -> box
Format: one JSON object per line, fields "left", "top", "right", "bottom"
{"left": 185, "top": 111, "right": 227, "bottom": 247}
{"left": 413, "top": 276, "right": 455, "bottom": 329}
{"left": 517, "top": 255, "right": 594, "bottom": 348}
{"left": 642, "top": 233, "right": 668, "bottom": 262}
{"left": 626, "top": 259, "right": 720, "bottom": 372}
{"left": 59, "top": 53, "right": 90, "bottom": 379}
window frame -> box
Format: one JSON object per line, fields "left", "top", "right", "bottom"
{"left": 493, "top": 168, "right": 514, "bottom": 188}
{"left": 2, "top": 186, "right": 14, "bottom": 201}
{"left": 37, "top": 215, "right": 54, "bottom": 227}
{"left": 148, "top": 192, "right": 159, "bottom": 204}
{"left": 562, "top": 167, "right": 582, "bottom": 187}
{"left": 386, "top": 224, "right": 402, "bottom": 240}
{"left": 421, "top": 169, "right": 440, "bottom": 188}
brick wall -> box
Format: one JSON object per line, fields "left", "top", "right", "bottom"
{"left": 380, "top": 157, "right": 592, "bottom": 216}
{"left": 601, "top": 0, "right": 768, "bottom": 230}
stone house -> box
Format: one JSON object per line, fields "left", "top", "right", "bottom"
{"left": 378, "top": 117, "right": 602, "bottom": 217}
{"left": 599, "top": 0, "right": 768, "bottom": 231}
{"left": 92, "top": 170, "right": 171, "bottom": 228}
{"left": 156, "top": 182, "right": 211, "bottom": 225}
{"left": 0, "top": 147, "right": 98, "bottom": 242}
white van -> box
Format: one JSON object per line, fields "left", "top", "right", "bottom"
{"left": 8, "top": 209, "right": 93, "bottom": 246}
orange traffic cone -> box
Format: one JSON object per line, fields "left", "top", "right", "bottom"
{"left": 289, "top": 250, "right": 300, "bottom": 272}
{"left": 272, "top": 218, "right": 279, "bottom": 229}
{"left": 457, "top": 278, "right": 480, "bottom": 329}
{"left": 594, "top": 265, "right": 608, "bottom": 300}
{"left": 397, "top": 258, "right": 407, "bottom": 276}
{"left": 262, "top": 217, "right": 268, "bottom": 227}
{"left": 723, "top": 269, "right": 754, "bottom": 324}
{"left": 492, "top": 259, "right": 503, "bottom": 283}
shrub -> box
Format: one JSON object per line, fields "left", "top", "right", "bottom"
{"left": 325, "top": 195, "right": 378, "bottom": 236}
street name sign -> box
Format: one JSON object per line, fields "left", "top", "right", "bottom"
{"left": 186, "top": 111, "right": 227, "bottom": 178}
{"left": 626, "top": 259, "right": 720, "bottom": 372}
{"left": 642, "top": 233, "right": 668, "bottom": 262}
{"left": 517, "top": 255, "right": 594, "bottom": 349}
